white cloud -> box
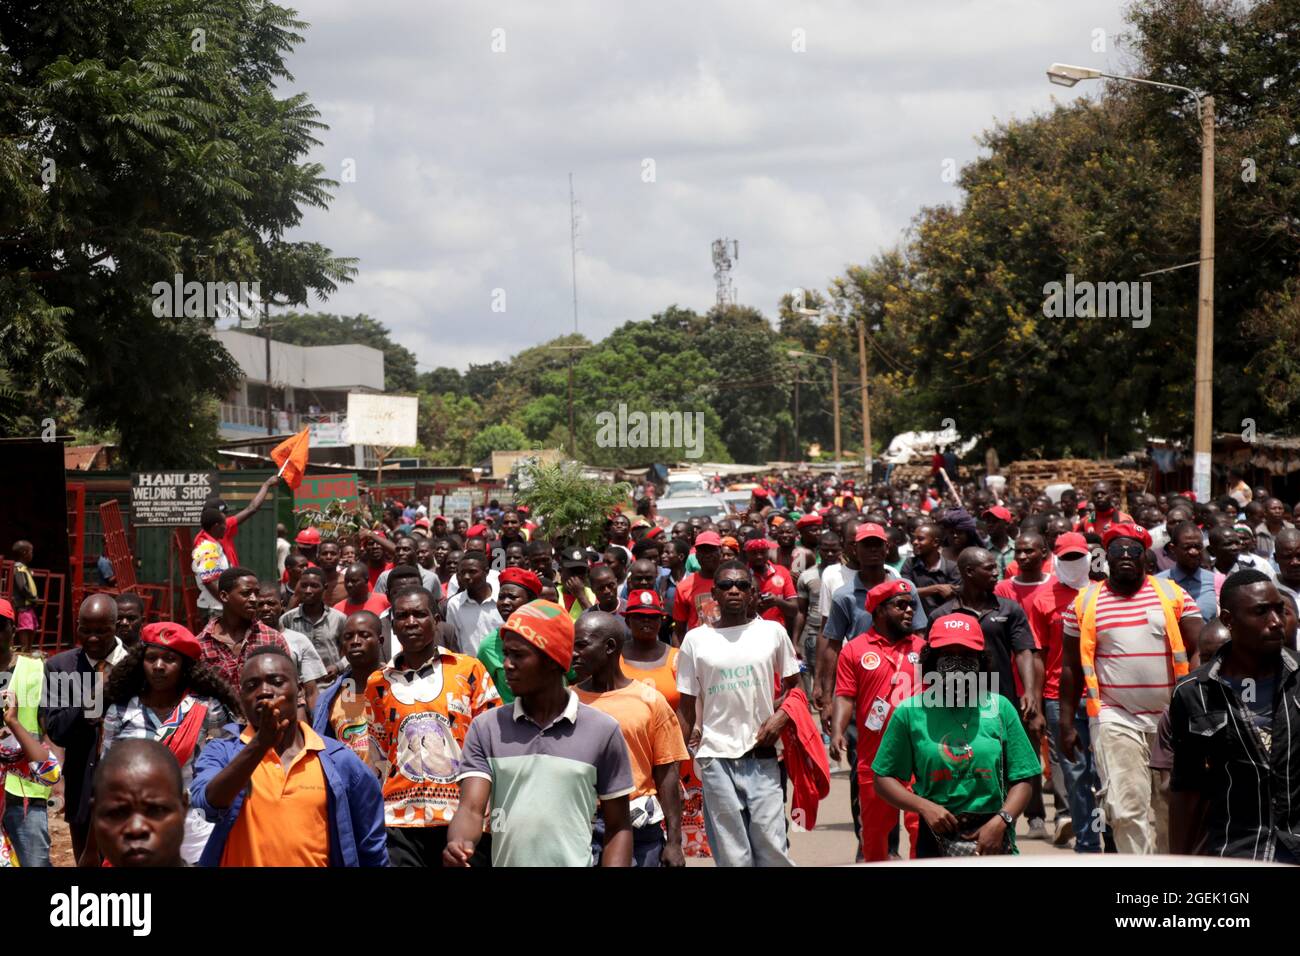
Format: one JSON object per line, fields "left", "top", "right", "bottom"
{"left": 281, "top": 0, "right": 1131, "bottom": 370}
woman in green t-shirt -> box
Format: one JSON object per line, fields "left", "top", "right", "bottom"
{"left": 872, "top": 612, "right": 1040, "bottom": 857}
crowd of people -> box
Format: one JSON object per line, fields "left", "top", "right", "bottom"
{"left": 2, "top": 467, "right": 1299, "bottom": 866}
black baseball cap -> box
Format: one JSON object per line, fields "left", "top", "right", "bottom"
{"left": 560, "top": 547, "right": 588, "bottom": 569}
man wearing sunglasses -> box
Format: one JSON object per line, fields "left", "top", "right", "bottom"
{"left": 1059, "top": 523, "right": 1204, "bottom": 855}
{"left": 677, "top": 560, "right": 801, "bottom": 866}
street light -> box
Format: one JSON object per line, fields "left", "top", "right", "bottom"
{"left": 1045, "top": 63, "right": 1214, "bottom": 501}
{"left": 788, "top": 349, "right": 840, "bottom": 471}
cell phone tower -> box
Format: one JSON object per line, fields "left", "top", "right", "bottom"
{"left": 712, "top": 238, "right": 739, "bottom": 307}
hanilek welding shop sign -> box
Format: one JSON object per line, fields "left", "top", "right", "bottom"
{"left": 131, "top": 471, "right": 218, "bottom": 527}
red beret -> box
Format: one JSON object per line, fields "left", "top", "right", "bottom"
{"left": 643, "top": 526, "right": 664, "bottom": 540}
{"left": 0, "top": 598, "right": 13, "bottom": 622}
{"left": 1102, "top": 523, "right": 1152, "bottom": 550}
{"left": 865, "top": 578, "right": 913, "bottom": 613}
{"left": 743, "top": 537, "right": 774, "bottom": 552}
{"left": 465, "top": 523, "right": 488, "bottom": 538}
{"left": 498, "top": 567, "right": 542, "bottom": 598}
{"left": 140, "top": 622, "right": 201, "bottom": 661}
{"left": 795, "top": 513, "right": 823, "bottom": 529}
{"left": 752, "top": 487, "right": 770, "bottom": 499}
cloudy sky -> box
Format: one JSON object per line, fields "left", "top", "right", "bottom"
{"left": 280, "top": 0, "right": 1134, "bottom": 373}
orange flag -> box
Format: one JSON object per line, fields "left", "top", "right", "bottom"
{"left": 271, "top": 427, "right": 311, "bottom": 490}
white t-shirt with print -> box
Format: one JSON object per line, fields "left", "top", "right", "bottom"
{"left": 676, "top": 618, "right": 800, "bottom": 759}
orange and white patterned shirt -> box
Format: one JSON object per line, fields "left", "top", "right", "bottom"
{"left": 364, "top": 647, "right": 500, "bottom": 827}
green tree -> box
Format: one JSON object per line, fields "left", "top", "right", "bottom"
{"left": 0, "top": 0, "right": 354, "bottom": 466}
{"left": 516, "top": 461, "right": 630, "bottom": 546}
{"left": 468, "top": 423, "right": 528, "bottom": 463}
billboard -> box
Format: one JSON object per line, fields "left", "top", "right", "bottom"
{"left": 294, "top": 473, "right": 359, "bottom": 512}
{"left": 345, "top": 393, "right": 418, "bottom": 448}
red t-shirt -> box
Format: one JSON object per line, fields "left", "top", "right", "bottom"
{"left": 1079, "top": 510, "right": 1133, "bottom": 536}
{"left": 1004, "top": 553, "right": 1054, "bottom": 580}
{"left": 834, "top": 629, "right": 926, "bottom": 784}
{"left": 754, "top": 562, "right": 797, "bottom": 625}
{"left": 1025, "top": 579, "right": 1083, "bottom": 701}
{"left": 368, "top": 562, "right": 394, "bottom": 589}
{"left": 194, "top": 516, "right": 240, "bottom": 569}
{"left": 672, "top": 573, "right": 718, "bottom": 630}
{"left": 334, "top": 593, "right": 391, "bottom": 617}
{"left": 995, "top": 576, "right": 1054, "bottom": 697}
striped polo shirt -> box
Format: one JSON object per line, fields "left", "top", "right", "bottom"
{"left": 457, "top": 691, "right": 633, "bottom": 867}
{"left": 1062, "top": 578, "right": 1201, "bottom": 733}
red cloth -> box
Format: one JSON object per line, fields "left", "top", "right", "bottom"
{"left": 780, "top": 687, "right": 830, "bottom": 830}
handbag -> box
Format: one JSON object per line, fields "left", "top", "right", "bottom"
{"left": 927, "top": 702, "right": 1015, "bottom": 857}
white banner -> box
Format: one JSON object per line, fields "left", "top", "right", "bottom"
{"left": 345, "top": 393, "right": 418, "bottom": 447}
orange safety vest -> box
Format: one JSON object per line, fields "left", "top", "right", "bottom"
{"left": 1073, "top": 575, "right": 1190, "bottom": 719}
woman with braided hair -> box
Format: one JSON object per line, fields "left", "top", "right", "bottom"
{"left": 95, "top": 622, "right": 240, "bottom": 864}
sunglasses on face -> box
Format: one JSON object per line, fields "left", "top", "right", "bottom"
{"left": 716, "top": 579, "right": 753, "bottom": 591}
{"left": 1108, "top": 544, "right": 1145, "bottom": 559}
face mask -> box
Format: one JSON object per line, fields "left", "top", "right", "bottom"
{"left": 1056, "top": 556, "right": 1090, "bottom": 590}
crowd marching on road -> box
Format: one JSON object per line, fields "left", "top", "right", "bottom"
{"left": 3, "top": 470, "right": 1300, "bottom": 867}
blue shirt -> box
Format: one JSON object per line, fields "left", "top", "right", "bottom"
{"left": 824, "top": 569, "right": 928, "bottom": 642}
{"left": 1156, "top": 566, "right": 1221, "bottom": 622}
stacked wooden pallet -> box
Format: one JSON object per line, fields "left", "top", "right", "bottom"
{"left": 1005, "top": 459, "right": 1132, "bottom": 498}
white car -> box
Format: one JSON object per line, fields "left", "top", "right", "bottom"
{"left": 663, "top": 473, "right": 709, "bottom": 498}
{"left": 655, "top": 495, "right": 728, "bottom": 528}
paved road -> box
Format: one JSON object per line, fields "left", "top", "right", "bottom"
{"left": 689, "top": 767, "right": 1073, "bottom": 866}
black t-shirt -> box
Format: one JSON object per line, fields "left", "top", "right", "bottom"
{"left": 901, "top": 555, "right": 961, "bottom": 615}
{"left": 928, "top": 595, "right": 1035, "bottom": 703}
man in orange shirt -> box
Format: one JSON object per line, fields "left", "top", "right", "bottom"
{"left": 191, "top": 645, "right": 387, "bottom": 866}
{"left": 571, "top": 610, "right": 687, "bottom": 867}
{"left": 365, "top": 589, "right": 500, "bottom": 866}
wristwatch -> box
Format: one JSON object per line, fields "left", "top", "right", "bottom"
{"left": 997, "top": 809, "right": 1014, "bottom": 828}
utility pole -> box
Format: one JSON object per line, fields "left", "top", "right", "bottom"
{"left": 569, "top": 173, "right": 580, "bottom": 334}
{"left": 1192, "top": 96, "right": 1215, "bottom": 502}
{"left": 263, "top": 298, "right": 272, "bottom": 435}
{"left": 858, "top": 320, "right": 871, "bottom": 478}
{"left": 547, "top": 344, "right": 591, "bottom": 459}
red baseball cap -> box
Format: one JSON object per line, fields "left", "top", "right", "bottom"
{"left": 1102, "top": 523, "right": 1152, "bottom": 550}
{"left": 140, "top": 622, "right": 201, "bottom": 661}
{"left": 414, "top": 517, "right": 431, "bottom": 529}
{"left": 1053, "top": 532, "right": 1090, "bottom": 558}
{"left": 929, "top": 613, "right": 985, "bottom": 652}
{"left": 865, "top": 578, "right": 914, "bottom": 613}
{"left": 854, "top": 523, "right": 888, "bottom": 543}
{"left": 623, "top": 589, "right": 665, "bottom": 616}
{"left": 982, "top": 506, "right": 1013, "bottom": 523}
{"left": 295, "top": 527, "right": 321, "bottom": 546}
{"left": 0, "top": 598, "right": 13, "bottom": 622}
{"left": 695, "top": 531, "right": 722, "bottom": 548}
